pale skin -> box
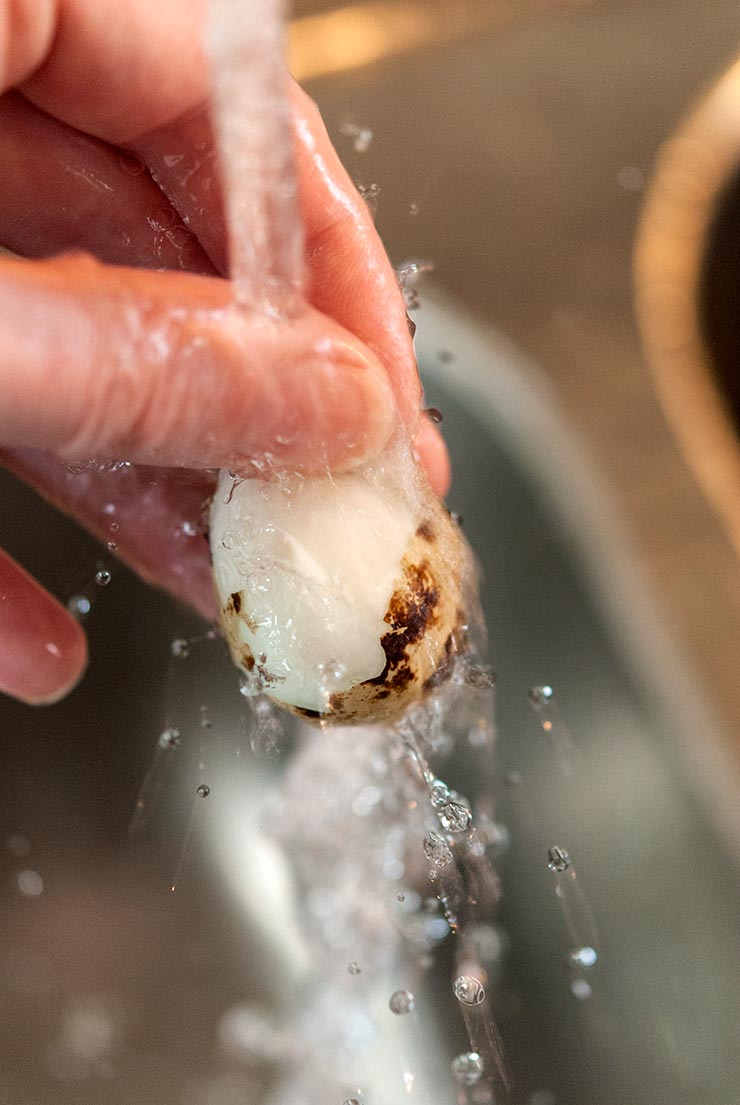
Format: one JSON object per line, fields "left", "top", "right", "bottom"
{"left": 0, "top": 0, "right": 450, "bottom": 706}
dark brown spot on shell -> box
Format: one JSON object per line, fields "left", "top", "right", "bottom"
{"left": 231, "top": 591, "right": 242, "bottom": 613}
{"left": 241, "top": 647, "right": 255, "bottom": 672}
{"left": 293, "top": 706, "right": 323, "bottom": 720}
{"left": 415, "top": 520, "right": 435, "bottom": 542}
{"left": 368, "top": 559, "right": 440, "bottom": 690}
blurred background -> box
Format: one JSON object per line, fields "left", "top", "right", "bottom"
{"left": 2, "top": 1, "right": 740, "bottom": 1103}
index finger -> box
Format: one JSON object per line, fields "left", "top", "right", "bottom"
{"left": 6, "top": 0, "right": 423, "bottom": 428}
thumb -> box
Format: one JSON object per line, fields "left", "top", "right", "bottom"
{"left": 0, "top": 253, "right": 395, "bottom": 471}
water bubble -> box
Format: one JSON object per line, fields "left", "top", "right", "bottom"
{"left": 570, "top": 946, "right": 598, "bottom": 968}
{"left": 95, "top": 569, "right": 111, "bottom": 587}
{"left": 199, "top": 705, "right": 212, "bottom": 729}
{"left": 453, "top": 975, "right": 485, "bottom": 1006}
{"left": 339, "top": 122, "right": 373, "bottom": 153}
{"left": 547, "top": 845, "right": 571, "bottom": 873}
{"left": 357, "top": 182, "right": 380, "bottom": 216}
{"left": 425, "top": 406, "right": 443, "bottom": 425}
{"left": 388, "top": 989, "right": 415, "bottom": 1015}
{"left": 181, "top": 520, "right": 198, "bottom": 537}
{"left": 396, "top": 258, "right": 434, "bottom": 310}
{"left": 451, "top": 1052, "right": 485, "bottom": 1085}
{"left": 397, "top": 892, "right": 406, "bottom": 902}
{"left": 67, "top": 595, "right": 91, "bottom": 620}
{"left": 317, "top": 658, "right": 345, "bottom": 679}
{"left": 529, "top": 684, "right": 553, "bottom": 708}
{"left": 409, "top": 201, "right": 420, "bottom": 216}
{"left": 106, "top": 541, "right": 118, "bottom": 551}
{"left": 197, "top": 784, "right": 211, "bottom": 799}
{"left": 109, "top": 521, "right": 119, "bottom": 532}
{"left": 423, "top": 832, "right": 453, "bottom": 869}
{"left": 171, "top": 638, "right": 191, "bottom": 659}
{"left": 465, "top": 665, "right": 495, "bottom": 689}
{"left": 429, "top": 780, "right": 450, "bottom": 807}
{"left": 17, "top": 870, "right": 44, "bottom": 897}
{"left": 158, "top": 727, "right": 181, "bottom": 750}
{"left": 438, "top": 801, "right": 472, "bottom": 834}
{"left": 347, "top": 961, "right": 361, "bottom": 976}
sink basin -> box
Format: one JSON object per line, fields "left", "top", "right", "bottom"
{"left": 0, "top": 289, "right": 738, "bottom": 1104}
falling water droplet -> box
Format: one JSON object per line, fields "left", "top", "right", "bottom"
{"left": 95, "top": 569, "right": 111, "bottom": 587}
{"left": 453, "top": 975, "right": 485, "bottom": 1006}
{"left": 450, "top": 1052, "right": 485, "bottom": 1085}
{"left": 339, "top": 121, "right": 373, "bottom": 153}
{"left": 158, "top": 727, "right": 181, "bottom": 750}
{"left": 438, "top": 801, "right": 472, "bottom": 834}
{"left": 429, "top": 780, "right": 450, "bottom": 807}
{"left": 529, "top": 684, "right": 553, "bottom": 707}
{"left": 347, "top": 961, "right": 361, "bottom": 976}
{"left": 357, "top": 182, "right": 380, "bottom": 217}
{"left": 388, "top": 989, "right": 415, "bottom": 1015}
{"left": 197, "top": 784, "right": 211, "bottom": 799}
{"left": 570, "top": 946, "right": 598, "bottom": 968}
{"left": 423, "top": 832, "right": 453, "bottom": 869}
{"left": 67, "top": 595, "right": 91, "bottom": 620}
{"left": 570, "top": 978, "right": 592, "bottom": 1000}
{"left": 547, "top": 846, "right": 571, "bottom": 873}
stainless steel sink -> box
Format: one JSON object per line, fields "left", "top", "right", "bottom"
{"left": 1, "top": 289, "right": 739, "bottom": 1104}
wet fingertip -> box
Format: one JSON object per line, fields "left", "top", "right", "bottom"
{"left": 413, "top": 418, "right": 452, "bottom": 497}
{"left": 20, "top": 627, "right": 89, "bottom": 707}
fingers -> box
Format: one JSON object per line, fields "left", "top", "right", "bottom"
{"left": 2, "top": 449, "right": 218, "bottom": 619}
{"left": 8, "top": 0, "right": 209, "bottom": 144}
{"left": 0, "top": 547, "right": 87, "bottom": 703}
{"left": 0, "top": 93, "right": 216, "bottom": 273}
{"left": 413, "top": 418, "right": 452, "bottom": 498}
{"left": 135, "top": 87, "right": 423, "bottom": 428}
{"left": 0, "top": 252, "right": 394, "bottom": 471}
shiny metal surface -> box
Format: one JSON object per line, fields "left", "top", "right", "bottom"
{"left": 1, "top": 295, "right": 740, "bottom": 1103}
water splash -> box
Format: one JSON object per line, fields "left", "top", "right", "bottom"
{"left": 205, "top": 0, "right": 304, "bottom": 316}
{"left": 547, "top": 846, "right": 600, "bottom": 986}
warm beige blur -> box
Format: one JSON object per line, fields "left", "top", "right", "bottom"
{"left": 635, "top": 59, "right": 740, "bottom": 563}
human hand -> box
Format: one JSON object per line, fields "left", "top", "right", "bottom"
{"left": 0, "top": 0, "right": 450, "bottom": 706}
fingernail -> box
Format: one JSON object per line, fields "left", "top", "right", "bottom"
{"left": 0, "top": 551, "right": 88, "bottom": 706}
